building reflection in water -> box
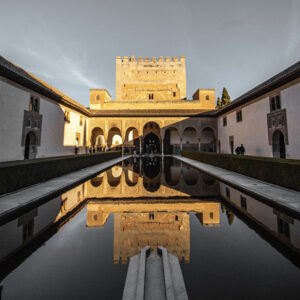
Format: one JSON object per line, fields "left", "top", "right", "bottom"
{"left": 86, "top": 157, "right": 221, "bottom": 263}
{"left": 86, "top": 200, "right": 220, "bottom": 263}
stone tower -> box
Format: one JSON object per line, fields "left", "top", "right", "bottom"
{"left": 115, "top": 56, "right": 186, "bottom": 101}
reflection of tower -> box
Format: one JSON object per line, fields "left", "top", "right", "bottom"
{"left": 113, "top": 212, "right": 190, "bottom": 264}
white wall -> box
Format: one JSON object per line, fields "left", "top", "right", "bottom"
{"left": 281, "top": 82, "right": 300, "bottom": 159}
{"left": 0, "top": 79, "right": 30, "bottom": 161}
{"left": 0, "top": 77, "right": 88, "bottom": 162}
{"left": 217, "top": 96, "right": 272, "bottom": 156}
{"left": 217, "top": 81, "right": 300, "bottom": 159}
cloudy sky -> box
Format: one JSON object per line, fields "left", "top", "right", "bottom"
{"left": 1, "top": 0, "right": 299, "bottom": 106}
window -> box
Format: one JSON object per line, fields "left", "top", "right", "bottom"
{"left": 209, "top": 212, "right": 214, "bottom": 219}
{"left": 277, "top": 217, "right": 290, "bottom": 239}
{"left": 240, "top": 196, "right": 247, "bottom": 210}
{"left": 236, "top": 110, "right": 242, "bottom": 122}
{"left": 149, "top": 94, "right": 154, "bottom": 100}
{"left": 96, "top": 95, "right": 100, "bottom": 101}
{"left": 226, "top": 187, "right": 230, "bottom": 198}
{"left": 175, "top": 215, "right": 178, "bottom": 221}
{"left": 64, "top": 110, "right": 70, "bottom": 122}
{"left": 80, "top": 116, "right": 83, "bottom": 126}
{"left": 173, "top": 92, "right": 176, "bottom": 97}
{"left": 206, "top": 95, "right": 209, "bottom": 100}
{"left": 270, "top": 95, "right": 281, "bottom": 111}
{"left": 223, "top": 117, "right": 227, "bottom": 127}
{"left": 29, "top": 96, "right": 39, "bottom": 112}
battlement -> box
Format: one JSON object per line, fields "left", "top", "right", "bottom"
{"left": 116, "top": 56, "right": 185, "bottom": 63}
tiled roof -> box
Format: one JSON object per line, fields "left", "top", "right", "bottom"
{"left": 214, "top": 61, "right": 300, "bottom": 116}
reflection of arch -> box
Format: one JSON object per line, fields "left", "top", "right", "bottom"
{"left": 183, "top": 166, "right": 198, "bottom": 185}
{"left": 91, "top": 175, "right": 103, "bottom": 187}
{"left": 91, "top": 127, "right": 105, "bottom": 148}
{"left": 107, "top": 127, "right": 122, "bottom": 150}
{"left": 143, "top": 157, "right": 161, "bottom": 192}
{"left": 182, "top": 127, "right": 198, "bottom": 151}
{"left": 203, "top": 174, "right": 216, "bottom": 186}
{"left": 164, "top": 127, "right": 180, "bottom": 154}
{"left": 107, "top": 165, "right": 122, "bottom": 187}
{"left": 272, "top": 130, "right": 286, "bottom": 158}
{"left": 200, "top": 127, "right": 216, "bottom": 152}
{"left": 24, "top": 131, "right": 37, "bottom": 159}
{"left": 125, "top": 169, "right": 139, "bottom": 186}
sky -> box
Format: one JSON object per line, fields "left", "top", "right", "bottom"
{"left": 1, "top": 0, "right": 299, "bottom": 107}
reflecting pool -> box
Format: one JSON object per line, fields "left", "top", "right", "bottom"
{"left": 0, "top": 157, "right": 299, "bottom": 299}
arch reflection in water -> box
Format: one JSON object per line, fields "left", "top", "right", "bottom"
{"left": 86, "top": 157, "right": 220, "bottom": 198}
{"left": 86, "top": 200, "right": 220, "bottom": 263}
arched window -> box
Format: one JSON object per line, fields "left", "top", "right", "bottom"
{"left": 206, "top": 95, "right": 209, "bottom": 100}
{"left": 29, "top": 96, "right": 39, "bottom": 112}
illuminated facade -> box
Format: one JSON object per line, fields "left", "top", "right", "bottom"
{"left": 0, "top": 56, "right": 299, "bottom": 161}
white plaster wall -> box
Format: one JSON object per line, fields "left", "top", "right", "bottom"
{"left": 217, "top": 97, "right": 272, "bottom": 156}
{"left": 0, "top": 78, "right": 88, "bottom": 161}
{"left": 0, "top": 79, "right": 29, "bottom": 161}
{"left": 281, "top": 82, "right": 300, "bottom": 159}
{"left": 35, "top": 100, "right": 87, "bottom": 157}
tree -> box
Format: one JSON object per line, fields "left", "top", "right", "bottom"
{"left": 226, "top": 208, "right": 235, "bottom": 225}
{"left": 221, "top": 87, "right": 231, "bottom": 107}
{"left": 216, "top": 97, "right": 221, "bottom": 108}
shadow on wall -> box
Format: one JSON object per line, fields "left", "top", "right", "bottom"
{"left": 90, "top": 118, "right": 218, "bottom": 155}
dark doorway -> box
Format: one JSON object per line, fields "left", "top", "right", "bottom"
{"left": 272, "top": 130, "right": 286, "bottom": 158}
{"left": 24, "top": 132, "right": 36, "bottom": 159}
{"left": 143, "top": 132, "right": 160, "bottom": 154}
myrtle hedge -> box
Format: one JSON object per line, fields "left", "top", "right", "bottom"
{"left": 181, "top": 151, "right": 300, "bottom": 192}
{"left": 0, "top": 151, "right": 121, "bottom": 195}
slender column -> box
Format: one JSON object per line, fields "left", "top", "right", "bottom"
{"left": 162, "top": 140, "right": 164, "bottom": 156}
{"left": 198, "top": 138, "right": 201, "bottom": 151}
{"left": 180, "top": 139, "right": 183, "bottom": 152}
{"left": 139, "top": 136, "right": 143, "bottom": 154}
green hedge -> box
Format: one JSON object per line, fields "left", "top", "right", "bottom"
{"left": 0, "top": 151, "right": 121, "bottom": 195}
{"left": 181, "top": 151, "right": 300, "bottom": 192}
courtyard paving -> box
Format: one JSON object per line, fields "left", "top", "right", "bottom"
{"left": 176, "top": 155, "right": 300, "bottom": 217}
{"left": 0, "top": 156, "right": 129, "bottom": 223}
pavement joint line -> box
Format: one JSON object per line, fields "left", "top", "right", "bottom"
{"left": 174, "top": 155, "right": 300, "bottom": 218}
{"left": 0, "top": 156, "right": 131, "bottom": 223}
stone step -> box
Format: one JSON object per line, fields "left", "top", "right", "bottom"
{"left": 122, "top": 246, "right": 188, "bottom": 300}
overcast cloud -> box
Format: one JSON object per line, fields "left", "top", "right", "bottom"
{"left": 1, "top": 0, "right": 299, "bottom": 106}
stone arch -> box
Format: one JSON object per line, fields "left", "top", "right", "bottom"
{"left": 272, "top": 130, "right": 286, "bottom": 158}
{"left": 163, "top": 127, "right": 181, "bottom": 154}
{"left": 107, "top": 127, "right": 122, "bottom": 150}
{"left": 143, "top": 122, "right": 161, "bottom": 154}
{"left": 24, "top": 131, "right": 37, "bottom": 159}
{"left": 124, "top": 127, "right": 139, "bottom": 154}
{"left": 200, "top": 127, "right": 216, "bottom": 152}
{"left": 91, "top": 127, "right": 105, "bottom": 150}
{"left": 182, "top": 127, "right": 198, "bottom": 151}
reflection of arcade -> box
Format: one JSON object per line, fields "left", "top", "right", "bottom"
{"left": 86, "top": 200, "right": 220, "bottom": 263}
{"left": 142, "top": 157, "right": 161, "bottom": 192}
{"left": 86, "top": 158, "right": 220, "bottom": 198}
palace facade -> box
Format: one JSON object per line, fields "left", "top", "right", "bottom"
{"left": 0, "top": 55, "right": 299, "bottom": 161}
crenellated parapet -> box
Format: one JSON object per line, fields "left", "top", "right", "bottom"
{"left": 116, "top": 56, "right": 186, "bottom": 63}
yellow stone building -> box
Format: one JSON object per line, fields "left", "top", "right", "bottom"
{"left": 89, "top": 56, "right": 217, "bottom": 154}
